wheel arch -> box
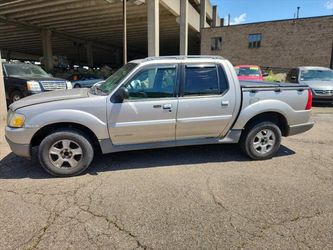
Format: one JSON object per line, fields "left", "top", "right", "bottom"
{"left": 31, "top": 122, "right": 101, "bottom": 152}
{"left": 242, "top": 112, "right": 289, "bottom": 136}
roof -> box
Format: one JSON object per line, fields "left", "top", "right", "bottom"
{"left": 234, "top": 65, "right": 260, "bottom": 68}
{"left": 298, "top": 66, "right": 333, "bottom": 71}
{"left": 202, "top": 15, "right": 333, "bottom": 29}
{"left": 130, "top": 55, "right": 225, "bottom": 64}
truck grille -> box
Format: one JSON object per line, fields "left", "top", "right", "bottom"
{"left": 40, "top": 81, "right": 67, "bottom": 91}
{"left": 313, "top": 89, "right": 333, "bottom": 96}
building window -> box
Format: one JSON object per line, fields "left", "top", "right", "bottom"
{"left": 211, "top": 37, "right": 222, "bottom": 51}
{"left": 248, "top": 34, "right": 262, "bottom": 48}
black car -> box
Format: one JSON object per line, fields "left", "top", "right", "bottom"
{"left": 3, "top": 62, "right": 72, "bottom": 104}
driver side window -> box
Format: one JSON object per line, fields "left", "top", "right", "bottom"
{"left": 125, "top": 66, "right": 176, "bottom": 99}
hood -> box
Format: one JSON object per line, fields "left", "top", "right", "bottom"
{"left": 300, "top": 80, "right": 333, "bottom": 90}
{"left": 10, "top": 88, "right": 90, "bottom": 111}
{"left": 237, "top": 75, "right": 264, "bottom": 81}
{"left": 9, "top": 76, "right": 67, "bottom": 82}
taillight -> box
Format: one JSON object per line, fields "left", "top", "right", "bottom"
{"left": 305, "top": 89, "right": 313, "bottom": 110}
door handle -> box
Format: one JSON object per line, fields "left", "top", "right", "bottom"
{"left": 163, "top": 104, "right": 172, "bottom": 111}
{"left": 221, "top": 101, "right": 229, "bottom": 108}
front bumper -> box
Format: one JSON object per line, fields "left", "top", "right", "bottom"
{"left": 288, "top": 122, "right": 314, "bottom": 136}
{"left": 5, "top": 126, "right": 38, "bottom": 159}
{"left": 5, "top": 136, "right": 31, "bottom": 158}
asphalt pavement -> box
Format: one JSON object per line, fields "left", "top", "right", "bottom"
{"left": 0, "top": 106, "right": 332, "bottom": 250}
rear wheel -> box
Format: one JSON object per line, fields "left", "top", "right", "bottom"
{"left": 38, "top": 129, "right": 94, "bottom": 177}
{"left": 74, "top": 84, "right": 81, "bottom": 88}
{"left": 240, "top": 121, "right": 281, "bottom": 160}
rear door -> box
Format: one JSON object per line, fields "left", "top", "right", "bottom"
{"left": 176, "top": 63, "right": 234, "bottom": 140}
{"left": 108, "top": 64, "right": 179, "bottom": 145}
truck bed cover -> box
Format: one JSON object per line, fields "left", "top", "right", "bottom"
{"left": 240, "top": 80, "right": 309, "bottom": 90}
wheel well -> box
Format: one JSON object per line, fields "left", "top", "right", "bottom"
{"left": 31, "top": 122, "right": 101, "bottom": 151}
{"left": 244, "top": 112, "right": 289, "bottom": 136}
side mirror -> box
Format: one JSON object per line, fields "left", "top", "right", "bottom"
{"left": 263, "top": 72, "right": 269, "bottom": 77}
{"left": 112, "top": 86, "right": 129, "bottom": 103}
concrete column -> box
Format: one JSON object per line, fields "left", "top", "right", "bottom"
{"left": 85, "top": 41, "right": 94, "bottom": 67}
{"left": 147, "top": 0, "right": 160, "bottom": 57}
{"left": 41, "top": 30, "right": 54, "bottom": 71}
{"left": 200, "top": 0, "right": 207, "bottom": 29}
{"left": 0, "top": 51, "right": 7, "bottom": 119}
{"left": 220, "top": 18, "right": 224, "bottom": 27}
{"left": 179, "top": 0, "right": 188, "bottom": 55}
{"left": 212, "top": 5, "right": 217, "bottom": 27}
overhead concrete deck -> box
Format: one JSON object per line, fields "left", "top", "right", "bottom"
{"left": 0, "top": 0, "right": 220, "bottom": 68}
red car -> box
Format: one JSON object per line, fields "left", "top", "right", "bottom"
{"left": 234, "top": 65, "right": 267, "bottom": 81}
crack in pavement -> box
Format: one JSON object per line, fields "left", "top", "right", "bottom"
{"left": 205, "top": 176, "right": 325, "bottom": 249}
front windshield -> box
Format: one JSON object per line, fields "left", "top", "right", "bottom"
{"left": 99, "top": 63, "right": 137, "bottom": 94}
{"left": 300, "top": 69, "right": 333, "bottom": 81}
{"left": 235, "top": 67, "right": 260, "bottom": 77}
{"left": 5, "top": 64, "right": 49, "bottom": 77}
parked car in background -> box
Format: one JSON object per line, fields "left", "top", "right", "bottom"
{"left": 234, "top": 65, "right": 267, "bottom": 81}
{"left": 6, "top": 56, "right": 314, "bottom": 176}
{"left": 286, "top": 66, "right": 333, "bottom": 103}
{"left": 68, "top": 73, "right": 104, "bottom": 88}
{"left": 2, "top": 62, "right": 72, "bottom": 104}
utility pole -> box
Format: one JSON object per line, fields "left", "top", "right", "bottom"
{"left": 123, "top": 0, "right": 127, "bottom": 65}
{"left": 228, "top": 14, "right": 230, "bottom": 26}
{"left": 0, "top": 51, "right": 7, "bottom": 121}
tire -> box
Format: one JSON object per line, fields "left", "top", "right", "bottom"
{"left": 10, "top": 90, "right": 23, "bottom": 103}
{"left": 38, "top": 129, "right": 94, "bottom": 177}
{"left": 74, "top": 84, "right": 81, "bottom": 88}
{"left": 240, "top": 121, "right": 281, "bottom": 160}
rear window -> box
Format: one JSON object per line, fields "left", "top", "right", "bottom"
{"left": 235, "top": 67, "right": 260, "bottom": 77}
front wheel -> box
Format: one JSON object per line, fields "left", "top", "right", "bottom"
{"left": 240, "top": 122, "right": 281, "bottom": 160}
{"left": 38, "top": 129, "right": 94, "bottom": 177}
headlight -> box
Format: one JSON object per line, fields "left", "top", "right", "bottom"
{"left": 27, "top": 80, "right": 41, "bottom": 91}
{"left": 66, "top": 81, "right": 73, "bottom": 89}
{"left": 7, "top": 111, "right": 25, "bottom": 128}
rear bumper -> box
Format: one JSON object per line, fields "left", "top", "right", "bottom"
{"left": 5, "top": 136, "right": 31, "bottom": 158}
{"left": 288, "top": 122, "right": 314, "bottom": 136}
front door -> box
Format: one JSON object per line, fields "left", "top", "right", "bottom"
{"left": 176, "top": 64, "right": 235, "bottom": 140}
{"left": 108, "top": 64, "right": 179, "bottom": 145}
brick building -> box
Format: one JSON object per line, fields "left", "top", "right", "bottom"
{"left": 201, "top": 15, "right": 333, "bottom": 70}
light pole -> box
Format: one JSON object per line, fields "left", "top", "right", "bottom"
{"left": 123, "top": 0, "right": 127, "bottom": 65}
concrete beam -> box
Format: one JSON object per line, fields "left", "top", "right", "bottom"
{"left": 160, "top": 0, "right": 201, "bottom": 32}
{"left": 41, "top": 30, "right": 54, "bottom": 71}
{"left": 147, "top": 0, "right": 159, "bottom": 57}
{"left": 0, "top": 51, "right": 7, "bottom": 120}
{"left": 179, "top": 0, "right": 188, "bottom": 55}
{"left": 85, "top": 41, "right": 93, "bottom": 67}
{"left": 0, "top": 14, "right": 118, "bottom": 55}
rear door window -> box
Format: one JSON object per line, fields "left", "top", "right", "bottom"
{"left": 184, "top": 66, "right": 219, "bottom": 96}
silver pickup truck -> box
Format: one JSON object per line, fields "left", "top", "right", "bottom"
{"left": 5, "top": 56, "right": 314, "bottom": 177}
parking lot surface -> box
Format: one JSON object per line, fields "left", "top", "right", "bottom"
{"left": 0, "top": 106, "right": 332, "bottom": 250}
